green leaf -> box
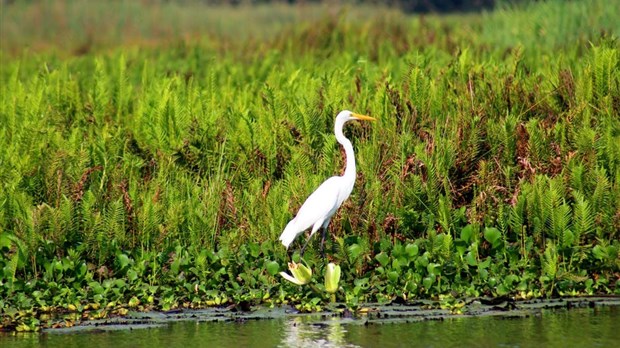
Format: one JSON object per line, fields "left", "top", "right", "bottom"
{"left": 416, "top": 254, "right": 429, "bottom": 268}
{"left": 89, "top": 282, "right": 105, "bottom": 295}
{"left": 483, "top": 227, "right": 502, "bottom": 248}
{"left": 405, "top": 244, "right": 419, "bottom": 259}
{"left": 427, "top": 263, "right": 441, "bottom": 276}
{"left": 505, "top": 274, "right": 519, "bottom": 285}
{"left": 248, "top": 242, "right": 260, "bottom": 258}
{"left": 387, "top": 271, "right": 399, "bottom": 283}
{"left": 375, "top": 252, "right": 389, "bottom": 267}
{"left": 265, "top": 261, "right": 279, "bottom": 276}
{"left": 592, "top": 245, "right": 606, "bottom": 260}
{"left": 127, "top": 269, "right": 138, "bottom": 282}
{"left": 116, "top": 254, "right": 130, "bottom": 269}
{"left": 348, "top": 244, "right": 362, "bottom": 262}
{"left": 606, "top": 246, "right": 618, "bottom": 260}
{"left": 478, "top": 257, "right": 491, "bottom": 269}
{"left": 392, "top": 258, "right": 401, "bottom": 271}
{"left": 497, "top": 284, "right": 509, "bottom": 295}
{"left": 465, "top": 252, "right": 477, "bottom": 266}
{"left": 114, "top": 279, "right": 126, "bottom": 288}
{"left": 460, "top": 224, "right": 474, "bottom": 244}
{"left": 423, "top": 276, "right": 434, "bottom": 289}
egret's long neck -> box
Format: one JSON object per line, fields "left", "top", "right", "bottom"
{"left": 335, "top": 119, "right": 356, "bottom": 181}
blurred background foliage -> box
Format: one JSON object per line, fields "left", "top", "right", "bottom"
{"left": 3, "top": 0, "right": 617, "bottom": 56}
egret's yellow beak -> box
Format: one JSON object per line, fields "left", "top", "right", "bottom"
{"left": 351, "top": 113, "right": 376, "bottom": 121}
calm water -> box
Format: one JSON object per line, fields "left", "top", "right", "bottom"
{"left": 3, "top": 307, "right": 618, "bottom": 348}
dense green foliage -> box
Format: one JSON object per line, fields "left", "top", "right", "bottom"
{"left": 1, "top": 0, "right": 619, "bottom": 332}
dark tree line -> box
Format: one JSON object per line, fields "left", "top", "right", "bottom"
{"left": 3, "top": 0, "right": 503, "bottom": 13}
{"left": 246, "top": 0, "right": 498, "bottom": 13}
{"left": 260, "top": 0, "right": 497, "bottom": 13}
{"left": 396, "top": 0, "right": 497, "bottom": 13}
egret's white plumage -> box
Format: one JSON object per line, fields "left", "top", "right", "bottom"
{"left": 279, "top": 110, "right": 375, "bottom": 252}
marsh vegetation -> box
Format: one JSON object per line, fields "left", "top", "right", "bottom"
{"left": 1, "top": 0, "right": 619, "bottom": 332}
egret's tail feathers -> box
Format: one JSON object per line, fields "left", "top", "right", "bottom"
{"left": 279, "top": 220, "right": 299, "bottom": 249}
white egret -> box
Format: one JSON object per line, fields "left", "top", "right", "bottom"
{"left": 279, "top": 110, "right": 375, "bottom": 255}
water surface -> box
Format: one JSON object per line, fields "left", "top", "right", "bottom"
{"left": 3, "top": 306, "right": 618, "bottom": 348}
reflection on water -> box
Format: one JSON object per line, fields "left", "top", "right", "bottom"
{"left": 279, "top": 316, "right": 360, "bottom": 348}
{"left": 2, "top": 307, "right": 619, "bottom": 348}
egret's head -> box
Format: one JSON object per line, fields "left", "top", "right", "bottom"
{"left": 337, "top": 110, "right": 376, "bottom": 123}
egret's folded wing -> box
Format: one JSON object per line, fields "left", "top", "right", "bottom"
{"left": 291, "top": 176, "right": 341, "bottom": 232}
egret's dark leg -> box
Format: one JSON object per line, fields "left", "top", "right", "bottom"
{"left": 300, "top": 237, "right": 312, "bottom": 257}
{"left": 320, "top": 227, "right": 328, "bottom": 259}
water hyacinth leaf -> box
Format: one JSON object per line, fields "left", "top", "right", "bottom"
{"left": 265, "top": 261, "right": 280, "bottom": 276}
{"left": 347, "top": 243, "right": 362, "bottom": 262}
{"left": 392, "top": 258, "right": 401, "bottom": 271}
{"left": 103, "top": 280, "right": 113, "bottom": 289}
{"left": 128, "top": 296, "right": 140, "bottom": 308}
{"left": 171, "top": 257, "right": 181, "bottom": 274}
{"left": 465, "top": 252, "right": 477, "bottom": 266}
{"left": 427, "top": 263, "right": 441, "bottom": 276}
{"left": 505, "top": 274, "right": 519, "bottom": 285}
{"left": 260, "top": 241, "right": 273, "bottom": 255}
{"left": 479, "top": 257, "right": 491, "bottom": 269}
{"left": 116, "top": 254, "right": 131, "bottom": 269}
{"left": 416, "top": 254, "right": 429, "bottom": 268}
{"left": 423, "top": 276, "right": 434, "bottom": 289}
{"left": 248, "top": 242, "right": 260, "bottom": 258}
{"left": 387, "top": 271, "right": 399, "bottom": 283}
{"left": 483, "top": 228, "right": 502, "bottom": 249}
{"left": 375, "top": 252, "right": 389, "bottom": 267}
{"left": 461, "top": 224, "right": 474, "bottom": 244}
{"left": 405, "top": 243, "right": 419, "bottom": 259}
{"left": 392, "top": 244, "right": 405, "bottom": 258}
{"left": 77, "top": 263, "right": 87, "bottom": 278}
{"left": 497, "top": 284, "right": 510, "bottom": 295}
{"left": 592, "top": 245, "right": 606, "bottom": 260}
{"left": 89, "top": 282, "right": 105, "bottom": 295}
{"left": 127, "top": 269, "right": 138, "bottom": 282}
{"left": 354, "top": 277, "right": 370, "bottom": 289}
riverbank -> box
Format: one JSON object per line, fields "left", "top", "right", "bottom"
{"left": 6, "top": 296, "right": 620, "bottom": 335}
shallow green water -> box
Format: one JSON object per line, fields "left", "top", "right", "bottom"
{"left": 3, "top": 307, "right": 619, "bottom": 348}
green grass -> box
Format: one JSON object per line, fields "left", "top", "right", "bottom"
{"left": 1, "top": 0, "right": 619, "bottom": 332}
